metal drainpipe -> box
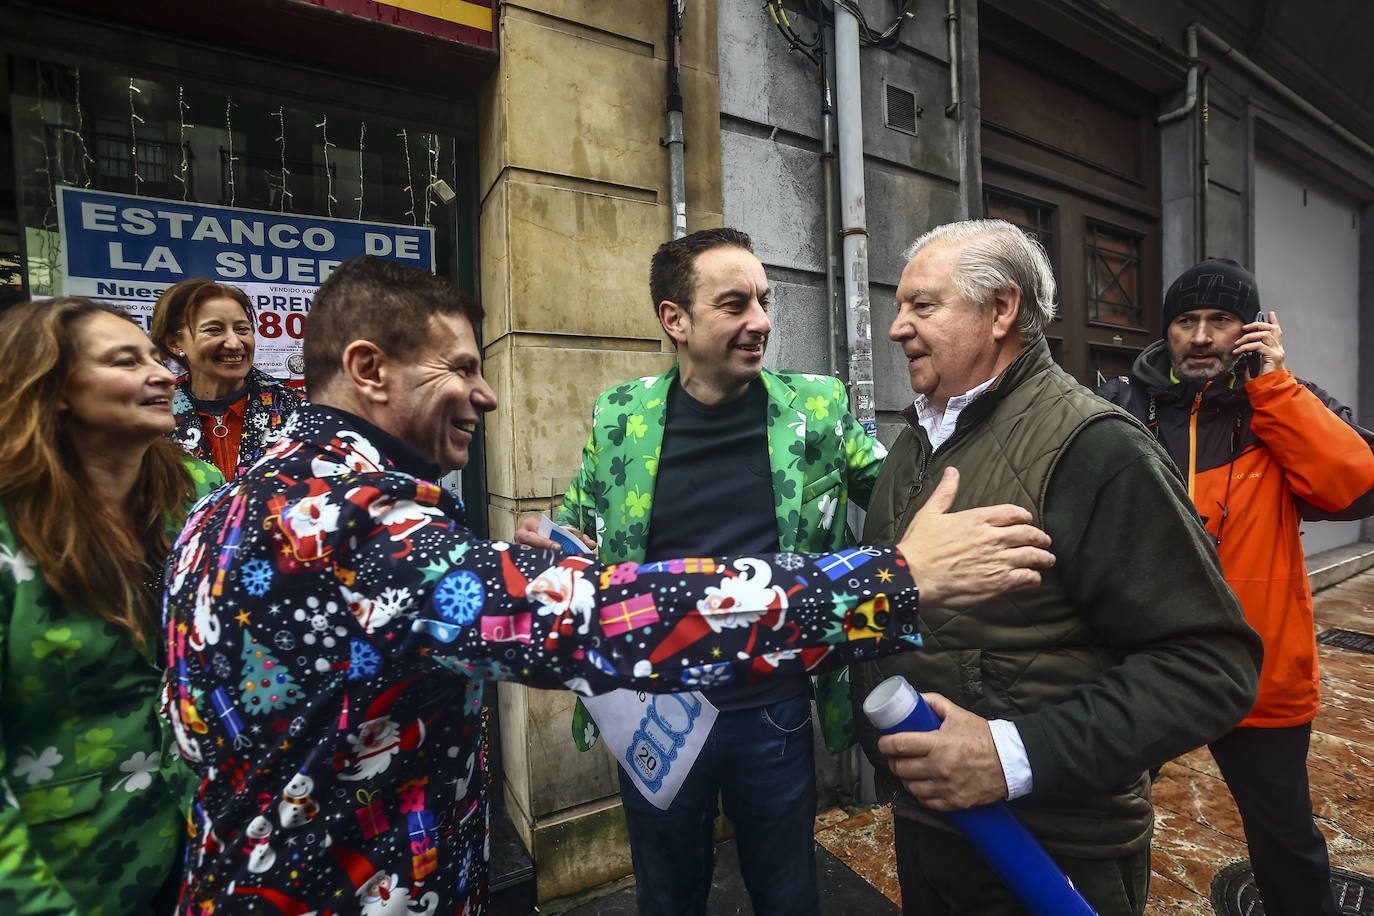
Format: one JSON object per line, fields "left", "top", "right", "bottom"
{"left": 946, "top": 0, "right": 968, "bottom": 217}
{"left": 1160, "top": 22, "right": 1374, "bottom": 258}
{"left": 1199, "top": 71, "right": 1210, "bottom": 255}
{"left": 820, "top": 26, "right": 839, "bottom": 377}
{"left": 1192, "top": 22, "right": 1374, "bottom": 161}
{"left": 834, "top": 3, "right": 876, "bottom": 437}
{"left": 665, "top": 0, "right": 687, "bottom": 240}
{"left": 1159, "top": 25, "right": 1204, "bottom": 257}
{"left": 1159, "top": 24, "right": 1200, "bottom": 126}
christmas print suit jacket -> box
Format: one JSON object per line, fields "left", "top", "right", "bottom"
{"left": 164, "top": 405, "right": 921, "bottom": 915}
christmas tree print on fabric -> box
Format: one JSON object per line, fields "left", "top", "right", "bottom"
{"left": 239, "top": 629, "right": 302, "bottom": 715}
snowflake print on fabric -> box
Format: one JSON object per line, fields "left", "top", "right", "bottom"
{"left": 350, "top": 638, "right": 383, "bottom": 681}
{"left": 456, "top": 845, "right": 474, "bottom": 896}
{"left": 240, "top": 557, "right": 274, "bottom": 596}
{"left": 682, "top": 662, "right": 733, "bottom": 688}
{"left": 433, "top": 570, "right": 485, "bottom": 626}
{"left": 376, "top": 586, "right": 413, "bottom": 619}
{"left": 210, "top": 651, "right": 232, "bottom": 680}
{"left": 774, "top": 553, "right": 806, "bottom": 572}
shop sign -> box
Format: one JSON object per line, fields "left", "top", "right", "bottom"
{"left": 291, "top": 0, "right": 496, "bottom": 49}
{"left": 56, "top": 186, "right": 434, "bottom": 380}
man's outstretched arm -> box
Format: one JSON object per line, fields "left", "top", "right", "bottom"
{"left": 419, "top": 467, "right": 1054, "bottom": 694}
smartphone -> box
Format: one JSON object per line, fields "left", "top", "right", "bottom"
{"left": 1241, "top": 310, "right": 1266, "bottom": 377}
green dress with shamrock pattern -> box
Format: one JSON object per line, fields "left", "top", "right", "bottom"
{"left": 0, "top": 457, "right": 222, "bottom": 916}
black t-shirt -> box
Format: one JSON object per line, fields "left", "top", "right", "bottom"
{"left": 645, "top": 378, "right": 807, "bottom": 710}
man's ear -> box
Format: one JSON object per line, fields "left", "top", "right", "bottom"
{"left": 990, "top": 286, "right": 1022, "bottom": 340}
{"left": 339, "top": 340, "right": 390, "bottom": 404}
{"left": 659, "top": 300, "right": 690, "bottom": 347}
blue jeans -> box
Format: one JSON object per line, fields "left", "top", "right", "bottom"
{"left": 618, "top": 694, "right": 820, "bottom": 916}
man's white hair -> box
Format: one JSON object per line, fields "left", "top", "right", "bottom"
{"left": 904, "top": 219, "right": 1058, "bottom": 340}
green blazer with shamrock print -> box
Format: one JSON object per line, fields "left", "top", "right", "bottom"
{"left": 557, "top": 366, "right": 887, "bottom": 566}
{"left": 0, "top": 457, "right": 222, "bottom": 916}
{"left": 558, "top": 368, "right": 889, "bottom": 751}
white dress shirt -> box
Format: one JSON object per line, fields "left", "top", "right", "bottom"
{"left": 912, "top": 378, "right": 1033, "bottom": 801}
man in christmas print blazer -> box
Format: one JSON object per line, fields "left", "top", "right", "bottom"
{"left": 163, "top": 256, "right": 1053, "bottom": 915}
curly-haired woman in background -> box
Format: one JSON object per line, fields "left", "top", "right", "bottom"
{"left": 0, "top": 298, "right": 222, "bottom": 914}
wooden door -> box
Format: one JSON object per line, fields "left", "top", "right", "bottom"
{"left": 979, "top": 24, "right": 1163, "bottom": 387}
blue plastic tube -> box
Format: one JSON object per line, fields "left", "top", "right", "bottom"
{"left": 863, "top": 676, "right": 1097, "bottom": 916}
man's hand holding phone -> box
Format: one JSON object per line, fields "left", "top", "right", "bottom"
{"left": 1237, "top": 309, "right": 1284, "bottom": 379}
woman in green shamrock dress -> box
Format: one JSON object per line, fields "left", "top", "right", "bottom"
{"left": 0, "top": 298, "right": 222, "bottom": 915}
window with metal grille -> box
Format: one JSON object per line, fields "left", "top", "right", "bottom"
{"left": 1085, "top": 220, "right": 1143, "bottom": 327}
{"left": 984, "top": 187, "right": 1058, "bottom": 306}
{"left": 93, "top": 117, "right": 177, "bottom": 189}
{"left": 884, "top": 83, "right": 918, "bottom": 135}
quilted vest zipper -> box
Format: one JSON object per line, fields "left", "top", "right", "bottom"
{"left": 898, "top": 409, "right": 972, "bottom": 528}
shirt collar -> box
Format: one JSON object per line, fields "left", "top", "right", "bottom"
{"left": 914, "top": 375, "right": 997, "bottom": 421}
{"left": 913, "top": 376, "right": 997, "bottom": 451}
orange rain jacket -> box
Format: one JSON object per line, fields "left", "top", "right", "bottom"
{"left": 1100, "top": 341, "right": 1374, "bottom": 728}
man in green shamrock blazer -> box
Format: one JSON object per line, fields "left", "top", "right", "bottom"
{"left": 555, "top": 363, "right": 884, "bottom": 565}
{"left": 518, "top": 228, "right": 886, "bottom": 916}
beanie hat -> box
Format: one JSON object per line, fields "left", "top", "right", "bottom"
{"left": 1162, "top": 258, "right": 1261, "bottom": 327}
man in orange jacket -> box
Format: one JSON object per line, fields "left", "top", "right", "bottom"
{"left": 1098, "top": 258, "right": 1374, "bottom": 916}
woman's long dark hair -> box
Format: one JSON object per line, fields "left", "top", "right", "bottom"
{"left": 0, "top": 297, "right": 194, "bottom": 648}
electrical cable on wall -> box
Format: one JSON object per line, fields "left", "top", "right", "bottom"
{"left": 30, "top": 61, "right": 58, "bottom": 294}
{"left": 764, "top": 0, "right": 822, "bottom": 66}
{"left": 424, "top": 132, "right": 440, "bottom": 227}
{"left": 831, "top": 0, "right": 913, "bottom": 49}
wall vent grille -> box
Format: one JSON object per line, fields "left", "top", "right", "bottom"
{"left": 885, "top": 83, "right": 918, "bottom": 136}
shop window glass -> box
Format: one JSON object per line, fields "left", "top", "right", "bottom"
{"left": 10, "top": 58, "right": 463, "bottom": 317}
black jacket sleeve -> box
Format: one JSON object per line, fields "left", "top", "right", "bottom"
{"left": 1012, "top": 420, "right": 1264, "bottom": 794}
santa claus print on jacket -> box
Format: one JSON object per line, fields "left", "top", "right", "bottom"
{"left": 164, "top": 405, "right": 922, "bottom": 914}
